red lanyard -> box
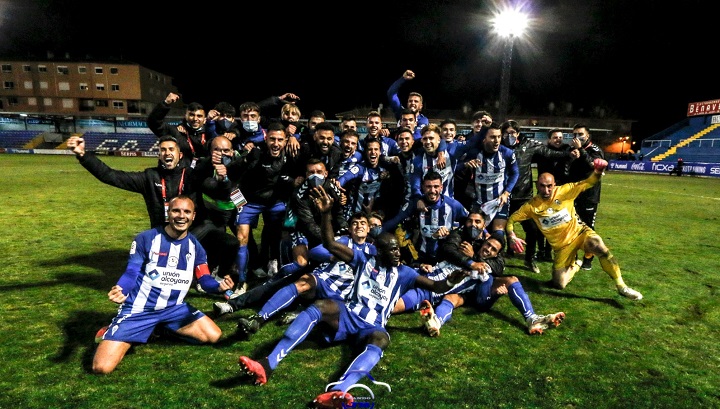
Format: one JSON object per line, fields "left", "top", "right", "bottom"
{"left": 161, "top": 168, "right": 186, "bottom": 202}
{"left": 187, "top": 133, "right": 206, "bottom": 154}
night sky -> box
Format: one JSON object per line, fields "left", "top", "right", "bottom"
{"left": 1, "top": 0, "right": 718, "bottom": 140}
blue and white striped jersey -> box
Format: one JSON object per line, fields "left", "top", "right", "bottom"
{"left": 120, "top": 227, "right": 207, "bottom": 314}
{"left": 344, "top": 250, "right": 419, "bottom": 328}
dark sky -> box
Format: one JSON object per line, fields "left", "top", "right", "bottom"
{"left": 1, "top": 0, "right": 719, "bottom": 139}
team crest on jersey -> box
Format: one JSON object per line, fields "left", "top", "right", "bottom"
{"left": 186, "top": 253, "right": 193, "bottom": 264}
{"left": 546, "top": 208, "right": 555, "bottom": 214}
{"left": 168, "top": 255, "right": 179, "bottom": 267}
{"left": 148, "top": 269, "right": 160, "bottom": 280}
{"left": 554, "top": 199, "right": 561, "bottom": 205}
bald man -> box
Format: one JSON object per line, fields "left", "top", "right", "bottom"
{"left": 505, "top": 159, "right": 643, "bottom": 300}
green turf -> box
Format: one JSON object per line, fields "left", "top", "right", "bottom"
{"left": 1, "top": 154, "right": 718, "bottom": 408}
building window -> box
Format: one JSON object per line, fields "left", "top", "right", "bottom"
{"left": 62, "top": 99, "right": 73, "bottom": 108}
{"left": 2, "top": 64, "right": 12, "bottom": 73}
{"left": 110, "top": 67, "right": 119, "bottom": 74}
{"left": 95, "top": 100, "right": 108, "bottom": 107}
{"left": 3, "top": 81, "right": 14, "bottom": 90}
{"left": 24, "top": 81, "right": 33, "bottom": 89}
{"left": 8, "top": 97, "right": 19, "bottom": 106}
{"left": 79, "top": 83, "right": 89, "bottom": 91}
{"left": 58, "top": 82, "right": 70, "bottom": 91}
{"left": 94, "top": 67, "right": 103, "bottom": 74}
{"left": 43, "top": 97, "right": 52, "bottom": 106}
{"left": 38, "top": 65, "right": 47, "bottom": 73}
{"left": 78, "top": 66, "right": 87, "bottom": 74}
{"left": 28, "top": 97, "right": 37, "bottom": 106}
{"left": 111, "top": 84, "right": 120, "bottom": 91}
{"left": 96, "top": 83, "right": 105, "bottom": 91}
{"left": 39, "top": 81, "right": 48, "bottom": 89}
{"left": 23, "top": 65, "right": 32, "bottom": 72}
{"left": 57, "top": 66, "right": 69, "bottom": 75}
{"left": 112, "top": 101, "right": 125, "bottom": 109}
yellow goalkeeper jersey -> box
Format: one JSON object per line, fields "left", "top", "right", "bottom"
{"left": 508, "top": 173, "right": 600, "bottom": 249}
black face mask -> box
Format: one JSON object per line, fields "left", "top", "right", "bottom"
{"left": 216, "top": 119, "right": 234, "bottom": 133}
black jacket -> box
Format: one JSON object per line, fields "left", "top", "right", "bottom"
{"left": 226, "top": 145, "right": 298, "bottom": 206}
{"left": 147, "top": 101, "right": 209, "bottom": 162}
{"left": 506, "top": 138, "right": 570, "bottom": 201}
{"left": 77, "top": 153, "right": 201, "bottom": 228}
{"left": 567, "top": 142, "right": 604, "bottom": 204}
{"left": 290, "top": 179, "right": 348, "bottom": 248}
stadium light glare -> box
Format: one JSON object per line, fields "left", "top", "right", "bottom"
{"left": 492, "top": 5, "right": 530, "bottom": 121}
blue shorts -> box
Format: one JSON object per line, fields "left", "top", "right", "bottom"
{"left": 323, "top": 300, "right": 388, "bottom": 344}
{"left": 235, "top": 201, "right": 286, "bottom": 227}
{"left": 467, "top": 275, "right": 497, "bottom": 311}
{"left": 100, "top": 303, "right": 205, "bottom": 344}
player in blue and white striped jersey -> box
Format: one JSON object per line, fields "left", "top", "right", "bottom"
{"left": 92, "top": 196, "right": 234, "bottom": 374}
{"left": 238, "top": 186, "right": 468, "bottom": 407}
{"left": 231, "top": 212, "right": 376, "bottom": 335}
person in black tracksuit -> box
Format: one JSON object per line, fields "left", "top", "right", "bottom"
{"left": 226, "top": 122, "right": 300, "bottom": 294}
{"left": 535, "top": 129, "right": 578, "bottom": 261}
{"left": 68, "top": 134, "right": 237, "bottom": 281}
{"left": 438, "top": 211, "right": 492, "bottom": 271}
{"left": 147, "top": 92, "right": 209, "bottom": 166}
{"left": 566, "top": 124, "right": 605, "bottom": 270}
{"left": 501, "top": 120, "right": 573, "bottom": 274}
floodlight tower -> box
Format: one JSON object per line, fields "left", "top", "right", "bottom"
{"left": 492, "top": 6, "right": 529, "bottom": 122}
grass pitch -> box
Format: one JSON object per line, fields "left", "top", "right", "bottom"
{"left": 0, "top": 154, "right": 718, "bottom": 408}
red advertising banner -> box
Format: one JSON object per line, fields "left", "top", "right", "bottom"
{"left": 687, "top": 99, "right": 720, "bottom": 116}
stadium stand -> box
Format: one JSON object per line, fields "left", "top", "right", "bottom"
{"left": 643, "top": 122, "right": 720, "bottom": 163}
{"left": 81, "top": 132, "right": 159, "bottom": 152}
{"left": 0, "top": 130, "right": 43, "bottom": 149}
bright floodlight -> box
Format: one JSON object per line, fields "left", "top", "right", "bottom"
{"left": 492, "top": 7, "right": 529, "bottom": 38}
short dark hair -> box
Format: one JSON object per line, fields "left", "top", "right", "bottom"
{"left": 488, "top": 232, "right": 506, "bottom": 249}
{"left": 158, "top": 135, "right": 179, "bottom": 144}
{"left": 266, "top": 121, "right": 287, "bottom": 134}
{"left": 315, "top": 122, "right": 336, "bottom": 133}
{"left": 423, "top": 170, "right": 443, "bottom": 183}
{"left": 340, "top": 129, "right": 359, "bottom": 140}
{"left": 239, "top": 101, "right": 261, "bottom": 114}
{"left": 309, "top": 110, "right": 326, "bottom": 120}
{"left": 440, "top": 118, "right": 457, "bottom": 127}
{"left": 214, "top": 101, "right": 236, "bottom": 117}
{"left": 186, "top": 102, "right": 204, "bottom": 112}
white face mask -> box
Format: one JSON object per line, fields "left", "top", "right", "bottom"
{"left": 505, "top": 135, "right": 518, "bottom": 146}
{"left": 242, "top": 120, "right": 259, "bottom": 133}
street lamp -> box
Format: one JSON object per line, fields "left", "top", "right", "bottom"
{"left": 492, "top": 6, "right": 529, "bottom": 121}
{"left": 620, "top": 136, "right": 630, "bottom": 153}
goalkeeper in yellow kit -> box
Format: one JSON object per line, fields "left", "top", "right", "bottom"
{"left": 505, "top": 158, "right": 643, "bottom": 300}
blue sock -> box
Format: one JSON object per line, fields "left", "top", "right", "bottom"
{"left": 278, "top": 261, "right": 303, "bottom": 279}
{"left": 508, "top": 281, "right": 535, "bottom": 320}
{"left": 236, "top": 245, "right": 248, "bottom": 283}
{"left": 267, "top": 305, "right": 321, "bottom": 370}
{"left": 258, "top": 284, "right": 299, "bottom": 321}
{"left": 435, "top": 299, "right": 455, "bottom": 325}
{"left": 332, "top": 344, "right": 384, "bottom": 392}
